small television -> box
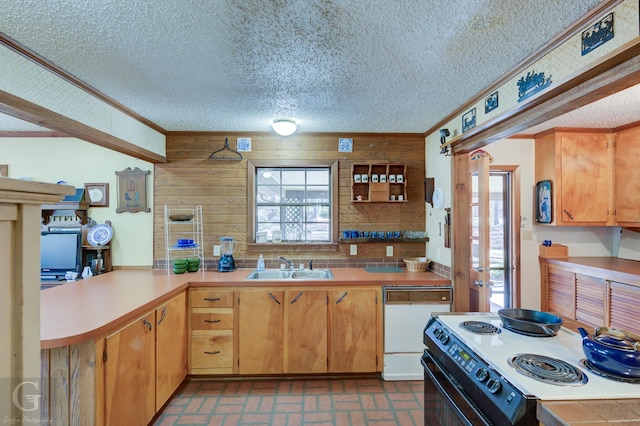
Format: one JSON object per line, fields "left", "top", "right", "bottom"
{"left": 40, "top": 230, "right": 83, "bottom": 280}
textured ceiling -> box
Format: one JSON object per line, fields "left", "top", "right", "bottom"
{"left": 0, "top": 0, "right": 611, "bottom": 134}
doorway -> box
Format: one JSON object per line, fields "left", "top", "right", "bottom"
{"left": 489, "top": 166, "right": 520, "bottom": 311}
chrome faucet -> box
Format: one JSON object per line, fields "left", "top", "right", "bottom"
{"left": 278, "top": 256, "right": 294, "bottom": 270}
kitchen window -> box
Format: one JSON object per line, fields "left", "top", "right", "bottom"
{"left": 248, "top": 161, "right": 338, "bottom": 245}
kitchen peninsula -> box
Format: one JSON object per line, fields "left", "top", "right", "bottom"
{"left": 40, "top": 268, "right": 450, "bottom": 425}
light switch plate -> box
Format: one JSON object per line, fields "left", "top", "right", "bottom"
{"left": 350, "top": 244, "right": 357, "bottom": 255}
{"left": 213, "top": 245, "right": 221, "bottom": 256}
{"left": 523, "top": 230, "right": 533, "bottom": 241}
{"left": 386, "top": 246, "right": 393, "bottom": 256}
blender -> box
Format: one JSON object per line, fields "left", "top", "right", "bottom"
{"left": 217, "top": 236, "right": 237, "bottom": 272}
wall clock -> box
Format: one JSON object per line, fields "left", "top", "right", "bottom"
{"left": 432, "top": 187, "right": 445, "bottom": 210}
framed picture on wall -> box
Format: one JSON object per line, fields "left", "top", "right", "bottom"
{"left": 536, "top": 180, "right": 552, "bottom": 224}
{"left": 115, "top": 167, "right": 151, "bottom": 213}
{"left": 84, "top": 183, "right": 109, "bottom": 207}
{"left": 0, "top": 164, "right": 7, "bottom": 177}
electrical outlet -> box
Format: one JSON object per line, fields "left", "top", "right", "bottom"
{"left": 386, "top": 246, "right": 393, "bottom": 256}
{"left": 350, "top": 244, "right": 357, "bottom": 255}
{"left": 213, "top": 245, "right": 221, "bottom": 256}
{"left": 523, "top": 230, "right": 533, "bottom": 241}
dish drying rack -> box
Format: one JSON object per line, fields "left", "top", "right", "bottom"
{"left": 209, "top": 137, "right": 243, "bottom": 161}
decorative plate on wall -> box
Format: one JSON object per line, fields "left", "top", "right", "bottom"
{"left": 87, "top": 223, "right": 113, "bottom": 246}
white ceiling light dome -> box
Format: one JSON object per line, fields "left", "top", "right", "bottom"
{"left": 272, "top": 119, "right": 297, "bottom": 136}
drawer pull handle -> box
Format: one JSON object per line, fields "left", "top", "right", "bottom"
{"left": 204, "top": 319, "right": 221, "bottom": 323}
{"left": 204, "top": 297, "right": 221, "bottom": 302}
{"left": 335, "top": 292, "right": 348, "bottom": 304}
{"left": 204, "top": 351, "right": 221, "bottom": 355}
{"left": 563, "top": 209, "right": 574, "bottom": 220}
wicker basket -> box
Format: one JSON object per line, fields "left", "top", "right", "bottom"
{"left": 403, "top": 257, "right": 431, "bottom": 272}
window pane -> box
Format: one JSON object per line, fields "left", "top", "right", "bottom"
{"left": 307, "top": 169, "right": 329, "bottom": 185}
{"left": 257, "top": 186, "right": 281, "bottom": 203}
{"left": 255, "top": 166, "right": 332, "bottom": 243}
{"left": 256, "top": 206, "right": 280, "bottom": 224}
{"left": 282, "top": 169, "right": 305, "bottom": 185}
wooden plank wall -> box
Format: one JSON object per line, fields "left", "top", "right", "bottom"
{"left": 154, "top": 132, "right": 426, "bottom": 265}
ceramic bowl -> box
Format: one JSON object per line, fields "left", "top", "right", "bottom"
{"left": 172, "top": 259, "right": 188, "bottom": 267}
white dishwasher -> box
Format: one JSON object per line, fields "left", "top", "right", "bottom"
{"left": 382, "top": 286, "right": 451, "bottom": 380}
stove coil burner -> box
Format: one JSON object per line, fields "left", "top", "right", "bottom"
{"left": 459, "top": 320, "right": 501, "bottom": 335}
{"left": 508, "top": 354, "right": 588, "bottom": 386}
{"left": 579, "top": 359, "right": 640, "bottom": 384}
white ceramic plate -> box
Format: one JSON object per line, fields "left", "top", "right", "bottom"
{"left": 87, "top": 223, "right": 113, "bottom": 246}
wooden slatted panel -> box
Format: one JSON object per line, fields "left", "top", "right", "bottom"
{"left": 610, "top": 282, "right": 640, "bottom": 335}
{"left": 547, "top": 267, "right": 575, "bottom": 318}
{"left": 575, "top": 273, "right": 605, "bottom": 326}
{"left": 155, "top": 133, "right": 425, "bottom": 263}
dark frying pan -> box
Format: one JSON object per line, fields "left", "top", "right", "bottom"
{"left": 498, "top": 308, "right": 563, "bottom": 337}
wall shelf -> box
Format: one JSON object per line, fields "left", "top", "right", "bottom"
{"left": 338, "top": 237, "right": 428, "bottom": 244}
{"left": 351, "top": 163, "right": 407, "bottom": 202}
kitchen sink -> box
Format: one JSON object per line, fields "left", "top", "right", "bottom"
{"left": 244, "top": 269, "right": 333, "bottom": 280}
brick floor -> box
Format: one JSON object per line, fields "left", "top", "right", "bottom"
{"left": 152, "top": 378, "right": 424, "bottom": 426}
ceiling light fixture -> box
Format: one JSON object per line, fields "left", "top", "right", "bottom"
{"left": 272, "top": 119, "right": 297, "bottom": 136}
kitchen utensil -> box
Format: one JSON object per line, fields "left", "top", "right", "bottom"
{"left": 498, "top": 308, "right": 563, "bottom": 337}
{"left": 578, "top": 327, "right": 640, "bottom": 378}
{"left": 169, "top": 213, "right": 194, "bottom": 221}
{"left": 218, "top": 236, "right": 237, "bottom": 272}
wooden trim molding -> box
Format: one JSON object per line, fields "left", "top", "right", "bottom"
{"left": 0, "top": 32, "right": 166, "bottom": 135}
{"left": 0, "top": 90, "right": 166, "bottom": 164}
{"left": 424, "top": 0, "right": 624, "bottom": 139}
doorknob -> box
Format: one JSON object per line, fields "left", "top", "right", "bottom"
{"left": 473, "top": 280, "right": 484, "bottom": 287}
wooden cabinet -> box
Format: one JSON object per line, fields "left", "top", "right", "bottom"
{"left": 609, "top": 281, "right": 640, "bottom": 335}
{"left": 230, "top": 285, "right": 382, "bottom": 376}
{"left": 103, "top": 291, "right": 187, "bottom": 426}
{"left": 104, "top": 311, "right": 156, "bottom": 426}
{"left": 613, "top": 127, "right": 640, "bottom": 226}
{"left": 238, "top": 289, "right": 284, "bottom": 374}
{"left": 575, "top": 273, "right": 605, "bottom": 326}
{"left": 540, "top": 259, "right": 640, "bottom": 334}
{"left": 351, "top": 163, "right": 407, "bottom": 203}
{"left": 328, "top": 288, "right": 379, "bottom": 372}
{"left": 285, "top": 289, "right": 328, "bottom": 373}
{"left": 155, "top": 292, "right": 187, "bottom": 409}
{"left": 535, "top": 130, "right": 613, "bottom": 226}
{"left": 189, "top": 288, "right": 235, "bottom": 374}
{"left": 541, "top": 264, "right": 575, "bottom": 318}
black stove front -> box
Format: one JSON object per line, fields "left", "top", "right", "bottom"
{"left": 422, "top": 316, "right": 538, "bottom": 426}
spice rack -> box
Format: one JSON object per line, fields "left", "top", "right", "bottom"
{"left": 351, "top": 163, "right": 407, "bottom": 203}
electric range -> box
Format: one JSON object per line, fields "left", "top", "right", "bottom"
{"left": 422, "top": 312, "right": 639, "bottom": 426}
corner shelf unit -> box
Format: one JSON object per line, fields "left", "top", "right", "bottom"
{"left": 351, "top": 163, "right": 407, "bottom": 203}
{"left": 164, "top": 205, "right": 204, "bottom": 274}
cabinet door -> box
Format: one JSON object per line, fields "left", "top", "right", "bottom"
{"left": 575, "top": 274, "right": 605, "bottom": 326}
{"left": 614, "top": 129, "right": 640, "bottom": 225}
{"left": 328, "top": 288, "right": 378, "bottom": 373}
{"left": 543, "top": 265, "right": 575, "bottom": 319}
{"left": 560, "top": 133, "right": 611, "bottom": 224}
{"left": 104, "top": 311, "right": 156, "bottom": 426}
{"left": 285, "top": 289, "right": 327, "bottom": 373}
{"left": 155, "top": 292, "right": 187, "bottom": 410}
{"left": 610, "top": 282, "right": 640, "bottom": 335}
{"left": 238, "top": 290, "right": 284, "bottom": 374}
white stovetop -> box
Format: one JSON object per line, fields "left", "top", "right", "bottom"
{"left": 436, "top": 313, "right": 640, "bottom": 400}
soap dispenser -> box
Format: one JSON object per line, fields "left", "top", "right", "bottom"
{"left": 257, "top": 254, "right": 265, "bottom": 271}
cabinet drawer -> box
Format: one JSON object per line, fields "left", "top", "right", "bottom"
{"left": 191, "top": 308, "right": 233, "bottom": 330}
{"left": 384, "top": 288, "right": 452, "bottom": 304}
{"left": 190, "top": 289, "right": 234, "bottom": 308}
{"left": 191, "top": 330, "right": 234, "bottom": 368}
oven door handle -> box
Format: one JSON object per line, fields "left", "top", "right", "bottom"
{"left": 421, "top": 350, "right": 490, "bottom": 426}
